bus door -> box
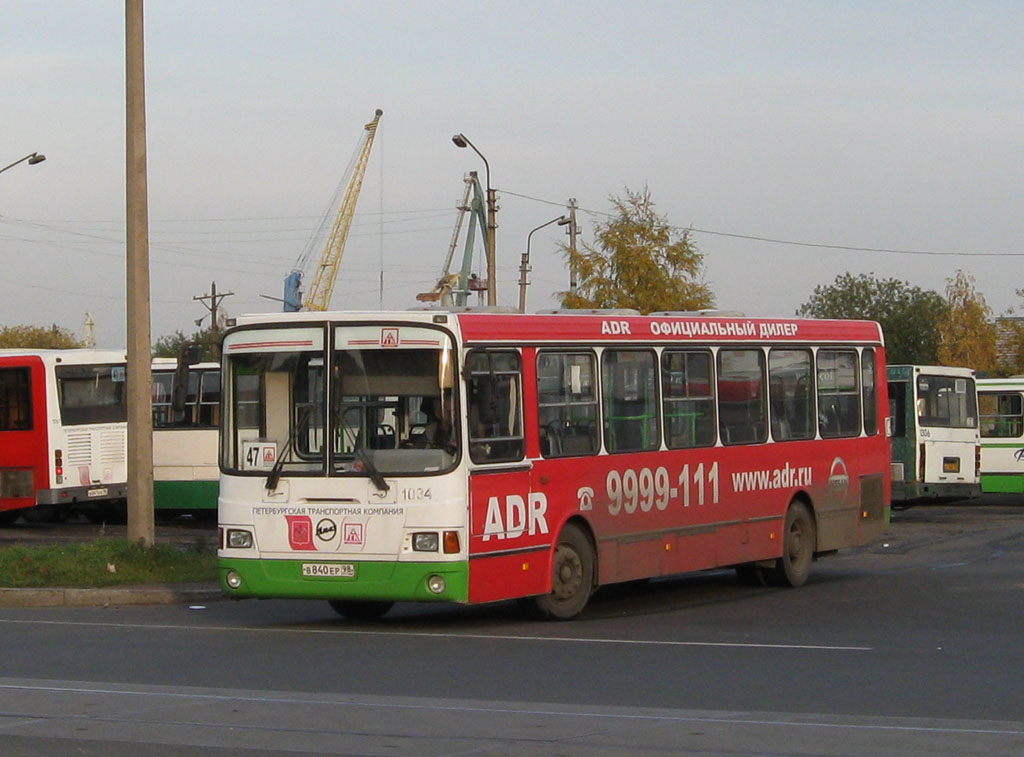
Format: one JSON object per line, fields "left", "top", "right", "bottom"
{"left": 465, "top": 348, "right": 550, "bottom": 603}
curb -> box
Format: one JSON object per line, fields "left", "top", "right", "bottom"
{"left": 0, "top": 584, "right": 223, "bottom": 608}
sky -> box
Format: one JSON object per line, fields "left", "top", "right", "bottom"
{"left": 2, "top": 1, "right": 1023, "bottom": 348}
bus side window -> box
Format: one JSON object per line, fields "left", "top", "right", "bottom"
{"left": 151, "top": 372, "right": 173, "bottom": 428}
{"left": 768, "top": 349, "right": 814, "bottom": 442}
{"left": 662, "top": 350, "right": 715, "bottom": 449}
{"left": 817, "top": 349, "right": 860, "bottom": 438}
{"left": 602, "top": 349, "right": 659, "bottom": 453}
{"left": 0, "top": 368, "right": 33, "bottom": 431}
{"left": 198, "top": 371, "right": 221, "bottom": 427}
{"left": 467, "top": 350, "right": 524, "bottom": 463}
{"left": 718, "top": 348, "right": 767, "bottom": 445}
{"left": 537, "top": 351, "right": 599, "bottom": 458}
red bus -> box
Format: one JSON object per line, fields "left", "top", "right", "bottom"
{"left": 0, "top": 350, "right": 129, "bottom": 525}
{"left": 217, "top": 311, "right": 890, "bottom": 619}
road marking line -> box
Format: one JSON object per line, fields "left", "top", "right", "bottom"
{"left": 0, "top": 681, "right": 1020, "bottom": 737}
{"left": 0, "top": 617, "right": 870, "bottom": 650}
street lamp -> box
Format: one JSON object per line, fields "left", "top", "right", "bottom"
{"left": 0, "top": 152, "right": 46, "bottom": 176}
{"left": 519, "top": 215, "right": 570, "bottom": 313}
{"left": 451, "top": 133, "right": 497, "bottom": 306}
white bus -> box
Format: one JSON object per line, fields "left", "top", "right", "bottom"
{"left": 0, "top": 349, "right": 128, "bottom": 524}
{"left": 887, "top": 365, "right": 980, "bottom": 504}
{"left": 978, "top": 377, "right": 1024, "bottom": 494}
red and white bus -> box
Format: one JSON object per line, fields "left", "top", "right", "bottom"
{"left": 0, "top": 349, "right": 129, "bottom": 525}
{"left": 217, "top": 311, "right": 891, "bottom": 619}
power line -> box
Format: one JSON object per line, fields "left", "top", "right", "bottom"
{"left": 495, "top": 188, "right": 1024, "bottom": 258}
{"left": 7, "top": 192, "right": 1021, "bottom": 259}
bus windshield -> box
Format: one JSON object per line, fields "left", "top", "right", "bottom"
{"left": 917, "top": 374, "right": 977, "bottom": 429}
{"left": 332, "top": 346, "right": 457, "bottom": 474}
{"left": 223, "top": 331, "right": 457, "bottom": 478}
{"left": 56, "top": 364, "right": 127, "bottom": 425}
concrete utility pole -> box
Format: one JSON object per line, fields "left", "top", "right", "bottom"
{"left": 194, "top": 281, "right": 234, "bottom": 360}
{"left": 566, "top": 198, "right": 580, "bottom": 295}
{"left": 125, "top": 0, "right": 154, "bottom": 546}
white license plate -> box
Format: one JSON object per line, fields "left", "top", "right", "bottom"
{"left": 301, "top": 563, "right": 355, "bottom": 578}
{"left": 87, "top": 487, "right": 109, "bottom": 498}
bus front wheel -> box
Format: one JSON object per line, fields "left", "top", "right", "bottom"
{"left": 770, "top": 501, "right": 816, "bottom": 587}
{"left": 328, "top": 600, "right": 394, "bottom": 620}
{"left": 531, "top": 523, "right": 595, "bottom": 620}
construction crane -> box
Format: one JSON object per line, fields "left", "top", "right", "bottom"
{"left": 416, "top": 171, "right": 490, "bottom": 307}
{"left": 283, "top": 108, "right": 383, "bottom": 311}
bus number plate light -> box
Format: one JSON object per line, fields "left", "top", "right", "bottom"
{"left": 942, "top": 457, "right": 960, "bottom": 473}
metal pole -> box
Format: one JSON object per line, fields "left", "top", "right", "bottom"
{"left": 452, "top": 134, "right": 497, "bottom": 306}
{"left": 519, "top": 216, "right": 568, "bottom": 313}
{"left": 125, "top": 0, "right": 154, "bottom": 546}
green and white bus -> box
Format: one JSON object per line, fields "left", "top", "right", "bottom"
{"left": 978, "top": 377, "right": 1024, "bottom": 493}
{"left": 152, "top": 358, "right": 220, "bottom": 514}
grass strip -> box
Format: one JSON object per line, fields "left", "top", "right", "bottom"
{"left": 0, "top": 538, "right": 217, "bottom": 588}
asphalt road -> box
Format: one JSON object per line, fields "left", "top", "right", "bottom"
{"left": 0, "top": 500, "right": 1022, "bottom": 755}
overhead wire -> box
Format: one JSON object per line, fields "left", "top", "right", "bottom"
{"left": 495, "top": 188, "right": 1023, "bottom": 258}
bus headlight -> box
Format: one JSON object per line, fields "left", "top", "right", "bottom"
{"left": 225, "top": 570, "right": 243, "bottom": 590}
{"left": 226, "top": 529, "right": 253, "bottom": 549}
{"left": 412, "top": 532, "right": 439, "bottom": 552}
{"left": 427, "top": 575, "right": 446, "bottom": 594}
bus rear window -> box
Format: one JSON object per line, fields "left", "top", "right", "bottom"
{"left": 917, "top": 375, "right": 977, "bottom": 429}
{"left": 56, "top": 364, "right": 127, "bottom": 425}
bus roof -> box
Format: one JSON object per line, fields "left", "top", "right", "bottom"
{"left": 230, "top": 310, "right": 885, "bottom": 346}
{"left": 888, "top": 365, "right": 977, "bottom": 380}
{"left": 0, "top": 348, "right": 127, "bottom": 366}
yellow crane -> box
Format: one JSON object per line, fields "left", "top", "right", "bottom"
{"left": 283, "top": 108, "right": 383, "bottom": 311}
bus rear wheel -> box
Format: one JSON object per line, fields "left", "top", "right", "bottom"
{"left": 770, "top": 501, "right": 816, "bottom": 587}
{"left": 531, "top": 524, "right": 595, "bottom": 620}
{"left": 327, "top": 599, "right": 394, "bottom": 620}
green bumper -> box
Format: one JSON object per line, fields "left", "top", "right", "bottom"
{"left": 219, "top": 556, "right": 469, "bottom": 603}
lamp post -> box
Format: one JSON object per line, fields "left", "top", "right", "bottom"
{"left": 519, "top": 215, "right": 570, "bottom": 313}
{"left": 451, "top": 133, "right": 497, "bottom": 306}
{"left": 0, "top": 152, "right": 46, "bottom": 176}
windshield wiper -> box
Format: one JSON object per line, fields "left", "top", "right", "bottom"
{"left": 355, "top": 447, "right": 390, "bottom": 493}
{"left": 265, "top": 405, "right": 313, "bottom": 491}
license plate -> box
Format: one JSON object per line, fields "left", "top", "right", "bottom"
{"left": 87, "top": 487, "right": 109, "bottom": 498}
{"left": 301, "top": 563, "right": 355, "bottom": 578}
{"left": 942, "top": 458, "right": 961, "bottom": 473}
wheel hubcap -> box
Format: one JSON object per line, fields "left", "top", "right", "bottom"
{"left": 552, "top": 545, "right": 582, "bottom": 601}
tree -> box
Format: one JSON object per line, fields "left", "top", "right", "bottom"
{"left": 937, "top": 270, "right": 996, "bottom": 371}
{"left": 0, "top": 323, "right": 85, "bottom": 349}
{"left": 152, "top": 327, "right": 217, "bottom": 361}
{"left": 797, "top": 273, "right": 948, "bottom": 365}
{"left": 558, "top": 186, "right": 714, "bottom": 313}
